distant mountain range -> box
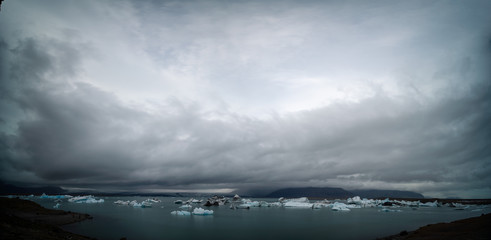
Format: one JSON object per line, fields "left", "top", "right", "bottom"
{"left": 0, "top": 182, "right": 67, "bottom": 195}
{"left": 264, "top": 187, "right": 424, "bottom": 199}
{"left": 1, "top": 182, "right": 423, "bottom": 199}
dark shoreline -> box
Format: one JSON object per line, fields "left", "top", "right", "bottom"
{"left": 0, "top": 197, "right": 95, "bottom": 240}
{"left": 377, "top": 213, "right": 491, "bottom": 240}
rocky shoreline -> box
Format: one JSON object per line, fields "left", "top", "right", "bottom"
{"left": 377, "top": 213, "right": 491, "bottom": 240}
{"left": 0, "top": 197, "right": 94, "bottom": 240}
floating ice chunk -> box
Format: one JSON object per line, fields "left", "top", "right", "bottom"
{"left": 331, "top": 202, "right": 351, "bottom": 211}
{"left": 40, "top": 193, "right": 73, "bottom": 199}
{"left": 281, "top": 197, "right": 309, "bottom": 203}
{"left": 347, "top": 196, "right": 362, "bottom": 204}
{"left": 269, "top": 202, "right": 283, "bottom": 207}
{"left": 241, "top": 201, "right": 261, "bottom": 208}
{"left": 53, "top": 203, "right": 61, "bottom": 209}
{"left": 192, "top": 207, "right": 214, "bottom": 215}
{"left": 130, "top": 200, "right": 142, "bottom": 207}
{"left": 233, "top": 194, "right": 241, "bottom": 201}
{"left": 146, "top": 198, "right": 161, "bottom": 203}
{"left": 420, "top": 200, "right": 439, "bottom": 207}
{"left": 171, "top": 210, "right": 191, "bottom": 216}
{"left": 114, "top": 200, "right": 130, "bottom": 205}
{"left": 68, "top": 195, "right": 104, "bottom": 203}
{"left": 313, "top": 203, "right": 326, "bottom": 209}
{"left": 128, "top": 200, "right": 151, "bottom": 208}
{"left": 348, "top": 196, "right": 379, "bottom": 207}
{"left": 379, "top": 208, "right": 402, "bottom": 212}
{"left": 284, "top": 201, "right": 313, "bottom": 208}
{"left": 179, "top": 204, "right": 193, "bottom": 209}
{"left": 141, "top": 201, "right": 153, "bottom": 208}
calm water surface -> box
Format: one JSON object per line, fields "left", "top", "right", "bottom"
{"left": 33, "top": 197, "right": 490, "bottom": 240}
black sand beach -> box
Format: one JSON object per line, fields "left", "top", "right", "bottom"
{"left": 378, "top": 213, "right": 491, "bottom": 240}
{"left": 0, "top": 197, "right": 94, "bottom": 240}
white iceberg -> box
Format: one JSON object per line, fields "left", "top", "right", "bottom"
{"left": 146, "top": 198, "right": 161, "bottom": 203}
{"left": 53, "top": 203, "right": 61, "bottom": 209}
{"left": 240, "top": 199, "right": 261, "bottom": 208}
{"left": 280, "top": 197, "right": 309, "bottom": 203}
{"left": 114, "top": 200, "right": 130, "bottom": 205}
{"left": 68, "top": 195, "right": 104, "bottom": 203}
{"left": 179, "top": 204, "right": 193, "bottom": 209}
{"left": 192, "top": 207, "right": 214, "bottom": 215}
{"left": 347, "top": 196, "right": 378, "bottom": 207}
{"left": 128, "top": 200, "right": 152, "bottom": 208}
{"left": 171, "top": 210, "right": 191, "bottom": 216}
{"left": 284, "top": 201, "right": 313, "bottom": 208}
{"left": 130, "top": 200, "right": 142, "bottom": 207}
{"left": 331, "top": 202, "right": 351, "bottom": 211}
{"left": 420, "top": 200, "right": 439, "bottom": 207}
{"left": 40, "top": 193, "right": 73, "bottom": 199}
{"left": 269, "top": 202, "right": 283, "bottom": 207}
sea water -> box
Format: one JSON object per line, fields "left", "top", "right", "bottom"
{"left": 32, "top": 197, "right": 490, "bottom": 240}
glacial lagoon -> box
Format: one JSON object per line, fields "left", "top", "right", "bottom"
{"left": 29, "top": 196, "right": 490, "bottom": 240}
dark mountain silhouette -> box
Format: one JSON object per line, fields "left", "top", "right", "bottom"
{"left": 264, "top": 187, "right": 424, "bottom": 199}
{"left": 0, "top": 182, "right": 67, "bottom": 195}
{"left": 265, "top": 187, "right": 354, "bottom": 199}
{"left": 350, "top": 189, "right": 424, "bottom": 199}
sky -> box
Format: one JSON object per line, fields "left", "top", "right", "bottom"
{"left": 0, "top": 0, "right": 490, "bottom": 198}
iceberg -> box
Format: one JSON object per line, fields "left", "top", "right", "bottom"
{"left": 420, "top": 200, "right": 439, "bottom": 207}
{"left": 179, "top": 204, "right": 193, "bottom": 209}
{"left": 127, "top": 200, "right": 152, "bottom": 208}
{"left": 40, "top": 193, "right": 72, "bottom": 199}
{"left": 146, "top": 198, "right": 161, "bottom": 203}
{"left": 240, "top": 199, "right": 261, "bottom": 208}
{"left": 114, "top": 200, "right": 130, "bottom": 205}
{"left": 284, "top": 201, "right": 313, "bottom": 208}
{"left": 53, "top": 203, "right": 61, "bottom": 209}
{"left": 192, "top": 207, "right": 214, "bottom": 215}
{"left": 282, "top": 197, "right": 313, "bottom": 208}
{"left": 379, "top": 208, "right": 402, "bottom": 212}
{"left": 347, "top": 196, "right": 377, "bottom": 207}
{"left": 171, "top": 210, "right": 191, "bottom": 216}
{"left": 280, "top": 197, "right": 309, "bottom": 203}
{"left": 233, "top": 194, "right": 241, "bottom": 201}
{"left": 68, "top": 195, "right": 104, "bottom": 203}
{"left": 330, "top": 202, "right": 351, "bottom": 211}
{"left": 269, "top": 202, "right": 283, "bottom": 207}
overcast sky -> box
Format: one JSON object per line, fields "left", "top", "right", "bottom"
{"left": 0, "top": 0, "right": 490, "bottom": 198}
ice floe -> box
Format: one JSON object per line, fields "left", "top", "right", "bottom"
{"left": 192, "top": 207, "right": 214, "bottom": 215}
{"left": 40, "top": 193, "right": 73, "bottom": 199}
{"left": 379, "top": 208, "right": 402, "bottom": 212}
{"left": 330, "top": 202, "right": 351, "bottom": 211}
{"left": 171, "top": 210, "right": 191, "bottom": 216}
{"left": 68, "top": 195, "right": 104, "bottom": 203}
{"left": 114, "top": 200, "right": 130, "bottom": 205}
{"left": 53, "top": 203, "right": 61, "bottom": 209}
{"left": 284, "top": 201, "right": 313, "bottom": 208}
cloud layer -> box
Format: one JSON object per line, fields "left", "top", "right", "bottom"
{"left": 0, "top": 0, "right": 490, "bottom": 198}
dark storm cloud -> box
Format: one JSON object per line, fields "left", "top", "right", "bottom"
{"left": 0, "top": 0, "right": 490, "bottom": 198}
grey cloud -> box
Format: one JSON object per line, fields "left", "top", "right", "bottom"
{"left": 0, "top": 0, "right": 490, "bottom": 198}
